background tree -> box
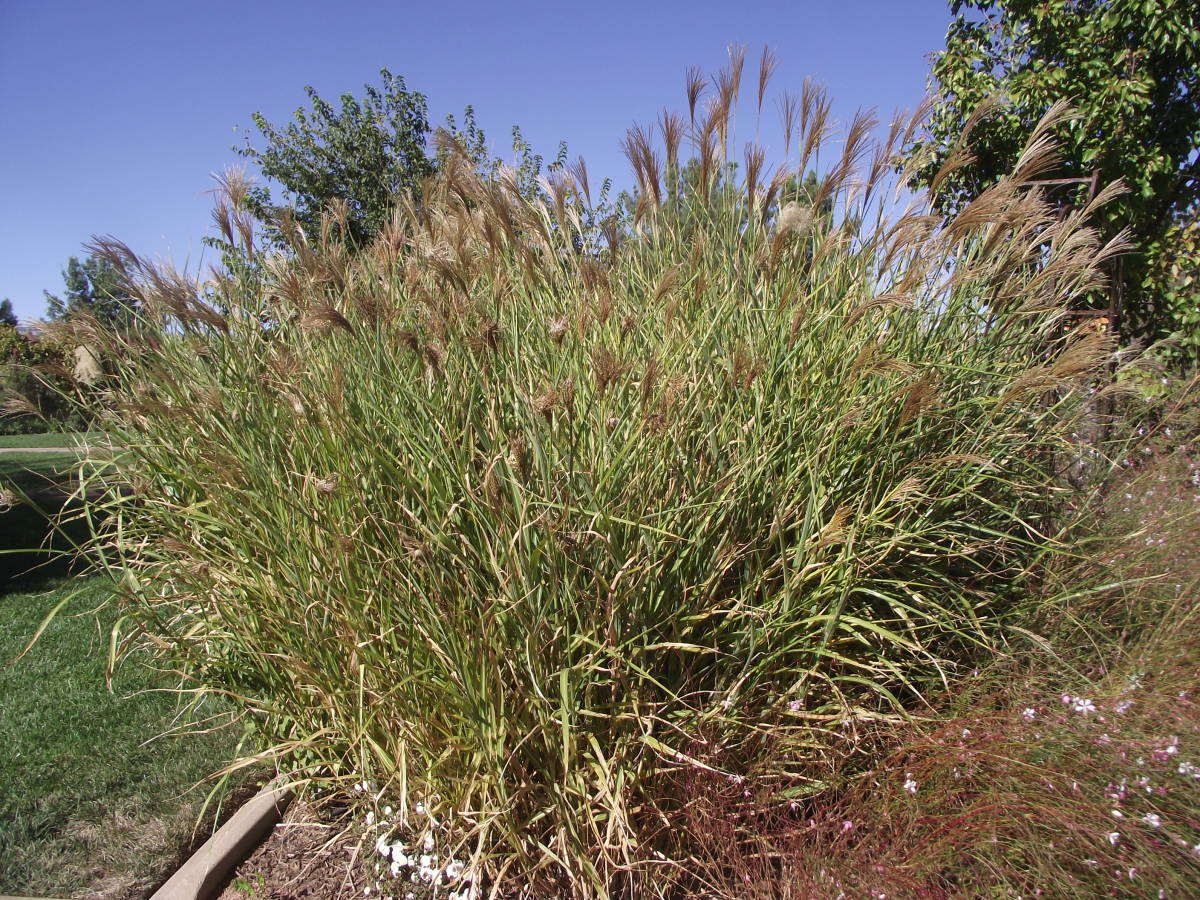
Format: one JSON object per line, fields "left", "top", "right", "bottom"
{"left": 0, "top": 300, "right": 17, "bottom": 328}
{"left": 907, "top": 0, "right": 1200, "bottom": 363}
{"left": 234, "top": 70, "right": 570, "bottom": 252}
{"left": 236, "top": 68, "right": 436, "bottom": 247}
{"left": 44, "top": 255, "right": 135, "bottom": 328}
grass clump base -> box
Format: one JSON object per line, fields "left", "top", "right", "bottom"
{"left": 63, "top": 59, "right": 1156, "bottom": 896}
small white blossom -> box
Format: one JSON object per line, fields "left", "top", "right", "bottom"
{"left": 903, "top": 774, "right": 918, "bottom": 794}
{"left": 1143, "top": 813, "right": 1162, "bottom": 828}
{"left": 1022, "top": 708, "right": 1037, "bottom": 721}
{"left": 1108, "top": 831, "right": 1121, "bottom": 845}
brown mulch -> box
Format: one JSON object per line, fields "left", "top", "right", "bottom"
{"left": 214, "top": 800, "right": 372, "bottom": 900}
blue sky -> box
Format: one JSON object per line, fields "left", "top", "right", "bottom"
{"left": 0, "top": 0, "right": 953, "bottom": 322}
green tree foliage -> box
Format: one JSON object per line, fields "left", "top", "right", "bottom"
{"left": 0, "top": 326, "right": 78, "bottom": 434}
{"left": 43, "top": 255, "right": 135, "bottom": 328}
{"left": 908, "top": 0, "right": 1200, "bottom": 362}
{"left": 236, "top": 68, "right": 436, "bottom": 247}
{"left": 234, "top": 70, "right": 578, "bottom": 254}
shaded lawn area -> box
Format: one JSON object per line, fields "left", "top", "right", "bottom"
{"left": 0, "top": 449, "right": 80, "bottom": 496}
{"left": 0, "top": 578, "right": 249, "bottom": 898}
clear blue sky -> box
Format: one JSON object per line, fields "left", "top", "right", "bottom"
{"left": 0, "top": 0, "right": 953, "bottom": 323}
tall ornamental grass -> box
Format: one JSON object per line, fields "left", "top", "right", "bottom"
{"left": 70, "top": 62, "right": 1127, "bottom": 896}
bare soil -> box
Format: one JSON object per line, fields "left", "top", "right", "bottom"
{"left": 215, "top": 800, "right": 370, "bottom": 900}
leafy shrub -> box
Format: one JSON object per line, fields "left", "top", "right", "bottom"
{"left": 73, "top": 66, "right": 1127, "bottom": 895}
{"left": 0, "top": 326, "right": 85, "bottom": 435}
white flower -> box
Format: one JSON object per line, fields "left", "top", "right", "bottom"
{"left": 1071, "top": 697, "right": 1097, "bottom": 714}
{"left": 376, "top": 834, "right": 392, "bottom": 857}
{"left": 423, "top": 833, "right": 435, "bottom": 852}
{"left": 445, "top": 860, "right": 464, "bottom": 881}
{"left": 1143, "top": 813, "right": 1162, "bottom": 828}
{"left": 1112, "top": 809, "right": 1124, "bottom": 818}
{"left": 1022, "top": 708, "right": 1037, "bottom": 721}
{"left": 1108, "top": 831, "right": 1121, "bottom": 845}
{"left": 903, "top": 774, "right": 918, "bottom": 794}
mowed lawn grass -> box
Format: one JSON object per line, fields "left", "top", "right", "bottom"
{"left": 1, "top": 567, "right": 247, "bottom": 893}
{"left": 0, "top": 430, "right": 105, "bottom": 449}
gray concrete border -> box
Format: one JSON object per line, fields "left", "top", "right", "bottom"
{"left": 149, "top": 779, "right": 293, "bottom": 900}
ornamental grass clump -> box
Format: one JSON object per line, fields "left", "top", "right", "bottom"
{"left": 72, "top": 58, "right": 1127, "bottom": 896}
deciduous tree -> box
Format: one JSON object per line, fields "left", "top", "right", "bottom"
{"left": 907, "top": 0, "right": 1200, "bottom": 362}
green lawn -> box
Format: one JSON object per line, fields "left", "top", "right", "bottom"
{"left": 0, "top": 577, "right": 248, "bottom": 897}
{"left": 1, "top": 448, "right": 92, "bottom": 587}
{"left": 1, "top": 433, "right": 253, "bottom": 896}
{"left": 0, "top": 431, "right": 104, "bottom": 450}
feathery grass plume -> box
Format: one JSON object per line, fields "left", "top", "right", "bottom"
{"left": 567, "top": 155, "right": 592, "bottom": 208}
{"left": 743, "top": 143, "right": 765, "bottom": 211}
{"left": 756, "top": 44, "right": 777, "bottom": 116}
{"left": 684, "top": 65, "right": 705, "bottom": 127}
{"left": 62, "top": 56, "right": 1139, "bottom": 898}
{"left": 621, "top": 123, "right": 662, "bottom": 208}
{"left": 658, "top": 110, "right": 684, "bottom": 177}
{"left": 778, "top": 90, "right": 799, "bottom": 158}
{"left": 798, "top": 77, "right": 832, "bottom": 174}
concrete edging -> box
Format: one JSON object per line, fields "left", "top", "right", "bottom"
{"left": 149, "top": 779, "right": 293, "bottom": 900}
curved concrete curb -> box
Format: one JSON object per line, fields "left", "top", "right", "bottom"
{"left": 150, "top": 779, "right": 293, "bottom": 900}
